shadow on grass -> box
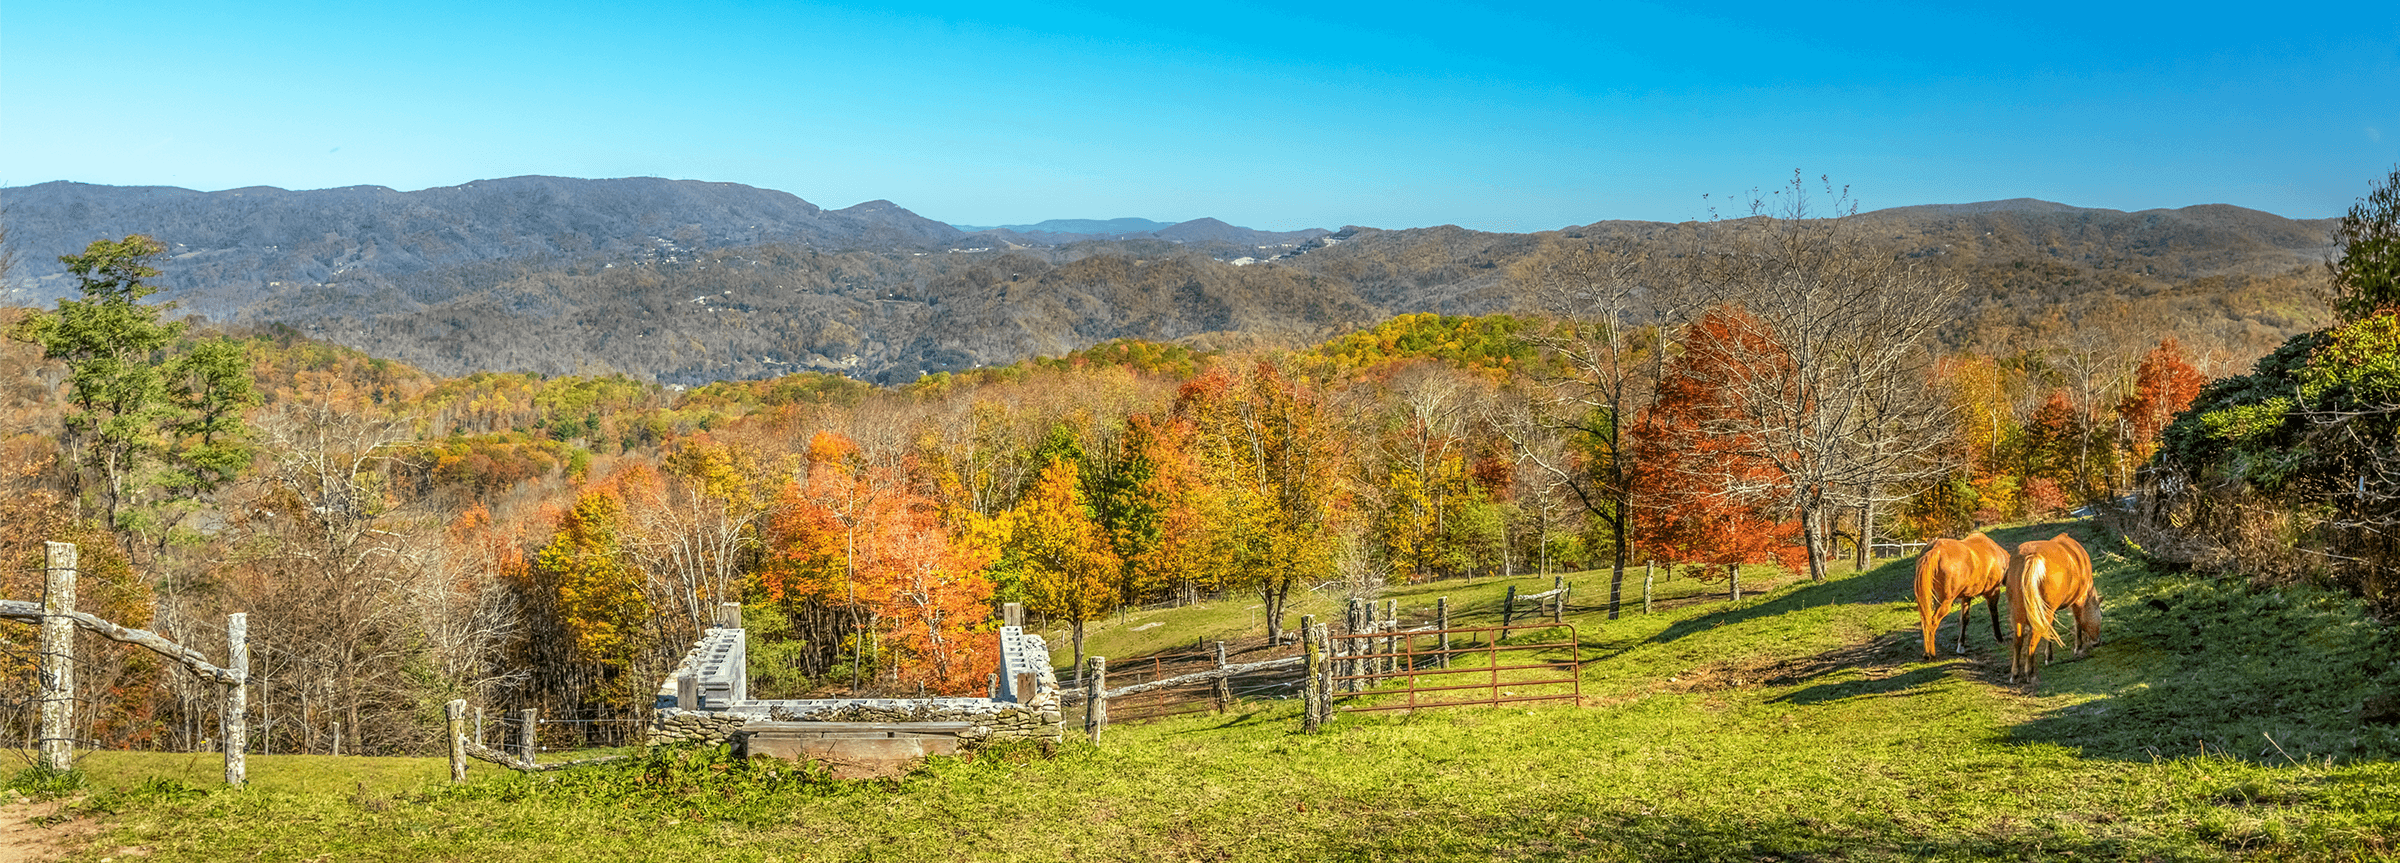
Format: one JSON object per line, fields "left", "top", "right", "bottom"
{"left": 1642, "top": 566, "right": 1911, "bottom": 646}
{"left": 1996, "top": 525, "right": 2400, "bottom": 765}
{"left": 1317, "top": 800, "right": 2249, "bottom": 863}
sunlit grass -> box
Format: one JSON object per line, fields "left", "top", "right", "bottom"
{"left": 22, "top": 519, "right": 2400, "bottom": 861}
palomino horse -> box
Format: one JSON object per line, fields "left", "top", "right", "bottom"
{"left": 2005, "top": 533, "right": 2102, "bottom": 686}
{"left": 1913, "top": 532, "right": 2010, "bottom": 659}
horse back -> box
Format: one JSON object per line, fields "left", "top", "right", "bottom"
{"left": 1959, "top": 532, "right": 2009, "bottom": 594}
{"left": 2012, "top": 539, "right": 2089, "bottom": 614}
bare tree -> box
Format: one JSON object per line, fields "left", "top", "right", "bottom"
{"left": 1507, "top": 236, "right": 1663, "bottom": 615}
{"left": 1680, "top": 175, "right": 1966, "bottom": 581}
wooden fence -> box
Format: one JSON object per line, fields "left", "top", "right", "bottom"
{"left": 0, "top": 542, "right": 251, "bottom": 785}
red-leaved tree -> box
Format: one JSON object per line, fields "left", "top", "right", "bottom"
{"left": 1632, "top": 306, "right": 1806, "bottom": 591}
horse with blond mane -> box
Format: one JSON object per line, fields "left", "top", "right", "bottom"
{"left": 2005, "top": 533, "right": 2102, "bottom": 686}
{"left": 1913, "top": 532, "right": 2010, "bottom": 659}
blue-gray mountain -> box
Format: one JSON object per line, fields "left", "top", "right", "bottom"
{"left": 0, "top": 177, "right": 2339, "bottom": 386}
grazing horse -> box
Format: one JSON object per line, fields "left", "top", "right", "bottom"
{"left": 1913, "top": 533, "right": 2011, "bottom": 659}
{"left": 2006, "top": 533, "right": 2103, "bottom": 686}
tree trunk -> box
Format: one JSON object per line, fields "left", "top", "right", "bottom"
{"left": 1071, "top": 620, "right": 1088, "bottom": 690}
{"left": 1607, "top": 509, "right": 1627, "bottom": 619}
{"left": 1799, "top": 493, "right": 1828, "bottom": 582}
{"left": 1853, "top": 492, "right": 1873, "bottom": 572}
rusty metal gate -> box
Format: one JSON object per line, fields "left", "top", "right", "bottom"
{"left": 1326, "top": 623, "right": 1580, "bottom": 713}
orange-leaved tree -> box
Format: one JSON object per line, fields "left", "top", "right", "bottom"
{"left": 1632, "top": 306, "right": 1805, "bottom": 591}
{"left": 2117, "top": 337, "right": 2208, "bottom": 469}
{"left": 762, "top": 430, "right": 999, "bottom": 694}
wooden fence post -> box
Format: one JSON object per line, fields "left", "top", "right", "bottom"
{"left": 1084, "top": 656, "right": 1107, "bottom": 742}
{"left": 1313, "top": 621, "right": 1333, "bottom": 724}
{"left": 1501, "top": 585, "right": 1517, "bottom": 635}
{"left": 474, "top": 706, "right": 485, "bottom": 749}
{"left": 1555, "top": 581, "right": 1569, "bottom": 625}
{"left": 332, "top": 722, "right": 342, "bottom": 757}
{"left": 446, "top": 699, "right": 468, "bottom": 782}
{"left": 39, "top": 541, "right": 75, "bottom": 773}
{"left": 1730, "top": 564, "right": 1742, "bottom": 603}
{"left": 1644, "top": 567, "right": 1654, "bottom": 615}
{"left": 1212, "top": 641, "right": 1230, "bottom": 712}
{"left": 1384, "top": 600, "right": 1398, "bottom": 676}
{"left": 1299, "top": 616, "right": 1321, "bottom": 732}
{"left": 225, "top": 612, "right": 247, "bottom": 787}
{"left": 1002, "top": 602, "right": 1024, "bottom": 628}
{"left": 519, "top": 708, "right": 537, "bottom": 770}
{"left": 1435, "top": 597, "right": 1450, "bottom": 669}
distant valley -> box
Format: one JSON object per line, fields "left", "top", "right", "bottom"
{"left": 0, "top": 177, "right": 2338, "bottom": 385}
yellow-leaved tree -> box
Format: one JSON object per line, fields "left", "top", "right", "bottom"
{"left": 1012, "top": 457, "right": 1119, "bottom": 683}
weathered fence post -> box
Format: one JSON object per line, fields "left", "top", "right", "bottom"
{"left": 1084, "top": 656, "right": 1107, "bottom": 742}
{"left": 225, "top": 612, "right": 247, "bottom": 787}
{"left": 446, "top": 699, "right": 468, "bottom": 782}
{"left": 1435, "top": 596, "right": 1450, "bottom": 669}
{"left": 1730, "top": 564, "right": 1742, "bottom": 603}
{"left": 332, "top": 721, "right": 342, "bottom": 757}
{"left": 1299, "top": 616, "right": 1321, "bottom": 732}
{"left": 474, "top": 706, "right": 484, "bottom": 749}
{"left": 1353, "top": 599, "right": 1372, "bottom": 685}
{"left": 1501, "top": 585, "right": 1517, "bottom": 636}
{"left": 40, "top": 541, "right": 75, "bottom": 773}
{"left": 1002, "top": 602, "right": 1024, "bottom": 628}
{"left": 519, "top": 708, "right": 537, "bottom": 770}
{"left": 1384, "top": 600, "right": 1399, "bottom": 676}
{"left": 1312, "top": 621, "right": 1333, "bottom": 724}
{"left": 719, "top": 601, "right": 742, "bottom": 630}
{"left": 1212, "top": 641, "right": 1230, "bottom": 712}
{"left": 1555, "top": 581, "right": 1568, "bottom": 625}
{"left": 1644, "top": 567, "right": 1654, "bottom": 615}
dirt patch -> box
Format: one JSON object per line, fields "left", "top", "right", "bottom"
{"left": 0, "top": 799, "right": 103, "bottom": 863}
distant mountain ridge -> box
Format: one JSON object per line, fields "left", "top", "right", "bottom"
{"left": 0, "top": 176, "right": 969, "bottom": 317}
{"left": 0, "top": 177, "right": 2342, "bottom": 386}
{"left": 949, "top": 217, "right": 1178, "bottom": 235}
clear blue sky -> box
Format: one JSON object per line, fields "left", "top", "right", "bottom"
{"left": 3, "top": 0, "right": 2393, "bottom": 232}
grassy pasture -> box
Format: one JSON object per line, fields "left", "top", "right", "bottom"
{"left": 16, "top": 520, "right": 2400, "bottom": 861}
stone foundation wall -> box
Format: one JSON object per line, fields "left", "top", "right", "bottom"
{"left": 648, "top": 630, "right": 1066, "bottom": 750}
{"left": 649, "top": 699, "right": 1062, "bottom": 747}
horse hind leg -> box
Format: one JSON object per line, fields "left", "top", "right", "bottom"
{"left": 1954, "top": 597, "right": 1972, "bottom": 655}
{"left": 1986, "top": 590, "right": 2008, "bottom": 643}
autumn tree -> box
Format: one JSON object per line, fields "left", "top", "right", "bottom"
{"left": 1177, "top": 361, "right": 1346, "bottom": 643}
{"left": 1632, "top": 306, "right": 1806, "bottom": 595}
{"left": 2117, "top": 337, "right": 2207, "bottom": 469}
{"left": 1012, "top": 457, "right": 1119, "bottom": 681}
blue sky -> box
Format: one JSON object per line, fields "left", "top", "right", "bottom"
{"left": 3, "top": 0, "right": 2393, "bottom": 231}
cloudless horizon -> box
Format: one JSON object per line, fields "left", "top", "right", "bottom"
{"left": 3, "top": 1, "right": 2393, "bottom": 233}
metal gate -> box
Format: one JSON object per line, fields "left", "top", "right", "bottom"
{"left": 1326, "top": 623, "right": 1580, "bottom": 713}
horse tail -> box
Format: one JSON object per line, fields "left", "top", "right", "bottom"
{"left": 1914, "top": 549, "right": 1943, "bottom": 658}
{"left": 2021, "top": 554, "right": 2060, "bottom": 651}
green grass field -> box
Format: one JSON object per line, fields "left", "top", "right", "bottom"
{"left": 18, "top": 520, "right": 2400, "bottom": 861}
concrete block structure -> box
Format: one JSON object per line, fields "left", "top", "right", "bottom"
{"left": 650, "top": 620, "right": 1065, "bottom": 775}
